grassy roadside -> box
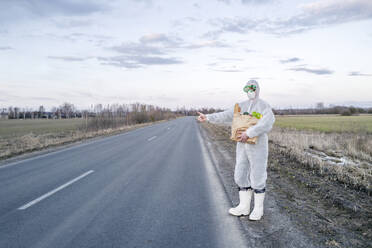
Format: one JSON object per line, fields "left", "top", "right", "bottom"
{"left": 200, "top": 121, "right": 372, "bottom": 247}
{"left": 269, "top": 126, "right": 371, "bottom": 194}
{"left": 0, "top": 119, "right": 170, "bottom": 162}
{"left": 200, "top": 118, "right": 371, "bottom": 193}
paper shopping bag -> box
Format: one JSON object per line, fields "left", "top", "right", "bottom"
{"left": 230, "top": 103, "right": 259, "bottom": 144}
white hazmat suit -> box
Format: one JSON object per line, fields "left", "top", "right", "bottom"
{"left": 205, "top": 80, "right": 275, "bottom": 220}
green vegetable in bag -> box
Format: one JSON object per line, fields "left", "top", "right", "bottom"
{"left": 252, "top": 111, "right": 262, "bottom": 119}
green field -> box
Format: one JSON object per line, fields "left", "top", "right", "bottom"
{"left": 1, "top": 115, "right": 372, "bottom": 139}
{"left": 0, "top": 118, "right": 85, "bottom": 138}
{"left": 274, "top": 114, "right": 372, "bottom": 133}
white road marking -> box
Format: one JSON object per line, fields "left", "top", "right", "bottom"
{"left": 18, "top": 170, "right": 94, "bottom": 210}
{"left": 147, "top": 136, "right": 157, "bottom": 141}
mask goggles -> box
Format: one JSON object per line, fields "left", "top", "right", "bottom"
{"left": 243, "top": 84, "right": 257, "bottom": 93}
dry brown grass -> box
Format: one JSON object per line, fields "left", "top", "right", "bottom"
{"left": 201, "top": 121, "right": 372, "bottom": 194}
{"left": 269, "top": 126, "right": 372, "bottom": 193}
{"left": 270, "top": 127, "right": 372, "bottom": 160}
{"left": 0, "top": 122, "right": 164, "bottom": 160}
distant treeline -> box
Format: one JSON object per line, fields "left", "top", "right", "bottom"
{"left": 2, "top": 103, "right": 82, "bottom": 119}
{"left": 173, "top": 105, "right": 372, "bottom": 116}
{"left": 273, "top": 105, "right": 372, "bottom": 116}
{"left": 1, "top": 103, "right": 225, "bottom": 120}
{"left": 83, "top": 103, "right": 178, "bottom": 131}
{"left": 1, "top": 103, "right": 371, "bottom": 123}
{"left": 1, "top": 103, "right": 179, "bottom": 131}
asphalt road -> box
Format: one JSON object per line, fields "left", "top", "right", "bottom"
{"left": 0, "top": 117, "right": 248, "bottom": 248}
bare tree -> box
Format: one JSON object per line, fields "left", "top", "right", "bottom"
{"left": 316, "top": 102, "right": 324, "bottom": 109}
{"left": 38, "top": 105, "right": 45, "bottom": 118}
{"left": 60, "top": 102, "right": 76, "bottom": 118}
{"left": 14, "top": 107, "right": 20, "bottom": 119}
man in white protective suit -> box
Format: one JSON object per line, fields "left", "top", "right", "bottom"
{"left": 197, "top": 79, "right": 275, "bottom": 220}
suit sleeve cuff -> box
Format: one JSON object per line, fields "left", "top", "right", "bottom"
{"left": 245, "top": 128, "right": 256, "bottom": 138}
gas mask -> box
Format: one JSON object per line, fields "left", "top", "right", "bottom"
{"left": 247, "top": 91, "right": 256, "bottom": 99}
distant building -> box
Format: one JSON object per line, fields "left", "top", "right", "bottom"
{"left": 0, "top": 112, "right": 9, "bottom": 119}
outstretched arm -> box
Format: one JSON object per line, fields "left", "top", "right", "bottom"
{"left": 205, "top": 106, "right": 235, "bottom": 124}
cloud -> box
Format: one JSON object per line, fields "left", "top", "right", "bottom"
{"left": 111, "top": 42, "right": 165, "bottom": 55}
{"left": 140, "top": 33, "right": 170, "bottom": 43}
{"left": 207, "top": 62, "right": 219, "bottom": 66}
{"left": 0, "top": 46, "right": 12, "bottom": 50}
{"left": 205, "top": 0, "right": 372, "bottom": 37}
{"left": 48, "top": 56, "right": 90, "bottom": 61}
{"left": 277, "top": 0, "right": 372, "bottom": 34}
{"left": 217, "top": 57, "right": 244, "bottom": 61}
{"left": 208, "top": 63, "right": 245, "bottom": 72}
{"left": 241, "top": 0, "right": 274, "bottom": 4}
{"left": 213, "top": 69, "right": 244, "bottom": 72}
{"left": 203, "top": 18, "right": 261, "bottom": 38}
{"left": 0, "top": 0, "right": 109, "bottom": 27}
{"left": 139, "top": 33, "right": 183, "bottom": 47}
{"left": 288, "top": 66, "right": 333, "bottom": 75}
{"left": 199, "top": 18, "right": 265, "bottom": 38}
{"left": 1, "top": 0, "right": 108, "bottom": 17}
{"left": 217, "top": 0, "right": 231, "bottom": 3}
{"left": 98, "top": 55, "right": 183, "bottom": 69}
{"left": 98, "top": 56, "right": 142, "bottom": 69}
{"left": 106, "top": 33, "right": 231, "bottom": 69}
{"left": 44, "top": 32, "right": 112, "bottom": 47}
{"left": 184, "top": 40, "right": 230, "bottom": 49}
{"left": 111, "top": 34, "right": 184, "bottom": 55}
{"left": 171, "top": 16, "right": 200, "bottom": 28}
{"left": 53, "top": 18, "right": 93, "bottom": 28}
{"left": 130, "top": 0, "right": 153, "bottom": 6}
{"left": 139, "top": 34, "right": 229, "bottom": 50}
{"left": 139, "top": 33, "right": 231, "bottom": 50}
{"left": 217, "top": 0, "right": 273, "bottom": 4}
{"left": 133, "top": 56, "right": 183, "bottom": 65}
{"left": 301, "top": 0, "right": 372, "bottom": 20}
{"left": 280, "top": 57, "right": 301, "bottom": 63}
{"left": 349, "top": 71, "right": 372, "bottom": 76}
{"left": 105, "top": 35, "right": 182, "bottom": 69}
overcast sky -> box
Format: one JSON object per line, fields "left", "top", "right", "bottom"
{"left": 1, "top": 0, "right": 372, "bottom": 111}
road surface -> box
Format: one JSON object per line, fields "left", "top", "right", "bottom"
{"left": 0, "top": 117, "right": 248, "bottom": 248}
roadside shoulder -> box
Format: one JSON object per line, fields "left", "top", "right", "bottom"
{"left": 198, "top": 122, "right": 319, "bottom": 248}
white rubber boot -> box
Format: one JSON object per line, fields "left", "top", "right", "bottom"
{"left": 228, "top": 189, "right": 253, "bottom": 216}
{"left": 249, "top": 192, "right": 265, "bottom": 220}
